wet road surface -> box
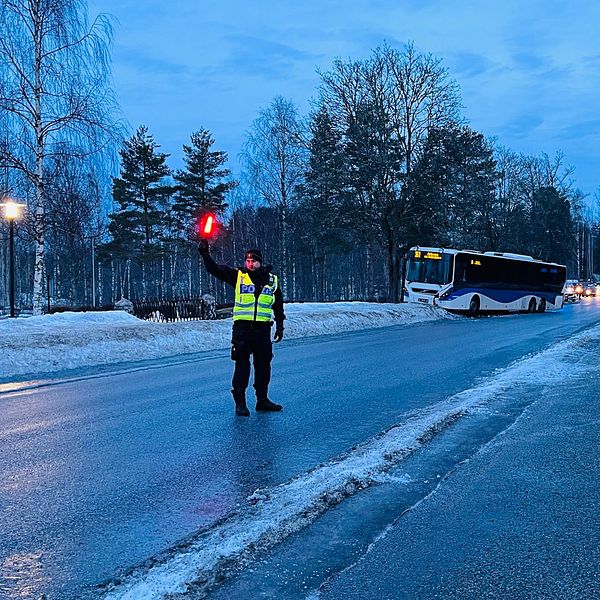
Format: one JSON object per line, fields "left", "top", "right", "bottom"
{"left": 1, "top": 301, "right": 599, "bottom": 598}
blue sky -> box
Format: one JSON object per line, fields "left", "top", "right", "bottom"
{"left": 88, "top": 0, "right": 600, "bottom": 198}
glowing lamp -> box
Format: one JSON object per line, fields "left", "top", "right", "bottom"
{"left": 3, "top": 201, "right": 21, "bottom": 220}
{"left": 1, "top": 198, "right": 26, "bottom": 318}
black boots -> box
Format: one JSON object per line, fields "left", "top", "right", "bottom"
{"left": 256, "top": 398, "right": 283, "bottom": 412}
{"left": 235, "top": 402, "right": 250, "bottom": 417}
{"left": 232, "top": 391, "right": 250, "bottom": 417}
{"left": 233, "top": 391, "right": 282, "bottom": 415}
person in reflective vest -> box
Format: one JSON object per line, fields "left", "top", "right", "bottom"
{"left": 199, "top": 240, "right": 285, "bottom": 416}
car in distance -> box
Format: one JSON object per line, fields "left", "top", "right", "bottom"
{"left": 563, "top": 279, "right": 581, "bottom": 302}
{"left": 583, "top": 281, "right": 598, "bottom": 297}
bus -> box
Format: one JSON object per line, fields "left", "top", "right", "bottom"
{"left": 404, "top": 247, "right": 567, "bottom": 315}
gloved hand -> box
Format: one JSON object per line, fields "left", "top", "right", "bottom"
{"left": 198, "top": 238, "right": 209, "bottom": 255}
{"left": 274, "top": 327, "right": 284, "bottom": 343}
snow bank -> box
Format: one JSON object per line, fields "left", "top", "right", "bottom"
{"left": 0, "top": 302, "right": 454, "bottom": 380}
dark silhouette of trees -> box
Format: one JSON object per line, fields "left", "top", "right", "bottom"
{"left": 296, "top": 105, "right": 352, "bottom": 300}
{"left": 319, "top": 43, "right": 461, "bottom": 301}
{"left": 410, "top": 125, "right": 498, "bottom": 250}
{"left": 1, "top": 36, "right": 593, "bottom": 310}
{"left": 529, "top": 186, "right": 574, "bottom": 265}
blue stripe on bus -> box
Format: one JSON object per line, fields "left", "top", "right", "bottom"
{"left": 447, "top": 288, "right": 559, "bottom": 303}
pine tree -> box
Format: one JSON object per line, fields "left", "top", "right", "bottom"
{"left": 298, "top": 105, "right": 351, "bottom": 299}
{"left": 529, "top": 186, "right": 573, "bottom": 264}
{"left": 173, "top": 128, "right": 235, "bottom": 237}
{"left": 410, "top": 125, "right": 498, "bottom": 250}
{"left": 103, "top": 126, "right": 172, "bottom": 297}
{"left": 344, "top": 100, "right": 404, "bottom": 299}
{"left": 109, "top": 126, "right": 171, "bottom": 253}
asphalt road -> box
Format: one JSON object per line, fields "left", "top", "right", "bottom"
{"left": 315, "top": 340, "right": 600, "bottom": 600}
{"left": 1, "top": 300, "right": 600, "bottom": 599}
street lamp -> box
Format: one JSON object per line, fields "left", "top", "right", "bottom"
{"left": 1, "top": 199, "right": 25, "bottom": 317}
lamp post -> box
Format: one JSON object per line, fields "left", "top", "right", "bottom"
{"left": 1, "top": 200, "right": 25, "bottom": 317}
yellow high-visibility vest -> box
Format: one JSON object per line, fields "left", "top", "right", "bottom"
{"left": 233, "top": 270, "right": 278, "bottom": 322}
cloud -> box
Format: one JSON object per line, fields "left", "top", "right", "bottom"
{"left": 88, "top": 0, "right": 600, "bottom": 195}
{"left": 582, "top": 54, "right": 600, "bottom": 70}
{"left": 118, "top": 51, "right": 191, "bottom": 77}
{"left": 221, "top": 35, "right": 323, "bottom": 79}
{"left": 510, "top": 51, "right": 551, "bottom": 72}
{"left": 560, "top": 119, "right": 600, "bottom": 141}
{"left": 497, "top": 115, "right": 544, "bottom": 138}
{"left": 444, "top": 51, "right": 499, "bottom": 78}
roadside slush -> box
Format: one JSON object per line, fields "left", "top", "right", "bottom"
{"left": 319, "top": 362, "right": 600, "bottom": 599}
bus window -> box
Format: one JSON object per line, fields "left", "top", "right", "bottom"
{"left": 407, "top": 252, "right": 453, "bottom": 284}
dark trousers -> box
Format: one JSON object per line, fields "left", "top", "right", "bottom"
{"left": 231, "top": 324, "right": 273, "bottom": 401}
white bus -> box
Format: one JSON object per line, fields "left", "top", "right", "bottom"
{"left": 404, "top": 247, "right": 567, "bottom": 316}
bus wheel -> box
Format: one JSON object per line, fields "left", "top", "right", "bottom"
{"left": 537, "top": 298, "right": 546, "bottom": 313}
{"left": 468, "top": 295, "right": 480, "bottom": 317}
{"left": 528, "top": 298, "right": 537, "bottom": 313}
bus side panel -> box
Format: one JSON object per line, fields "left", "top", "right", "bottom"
{"left": 438, "top": 288, "right": 564, "bottom": 312}
{"left": 445, "top": 253, "right": 566, "bottom": 312}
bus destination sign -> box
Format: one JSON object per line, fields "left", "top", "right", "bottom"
{"left": 413, "top": 250, "right": 443, "bottom": 260}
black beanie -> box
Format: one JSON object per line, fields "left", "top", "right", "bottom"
{"left": 245, "top": 248, "right": 263, "bottom": 262}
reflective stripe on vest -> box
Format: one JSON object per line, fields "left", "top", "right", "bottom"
{"left": 233, "top": 270, "right": 278, "bottom": 322}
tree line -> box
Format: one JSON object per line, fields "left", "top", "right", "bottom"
{"left": 0, "top": 2, "right": 597, "bottom": 313}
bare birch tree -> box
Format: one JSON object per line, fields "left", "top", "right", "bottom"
{"left": 240, "top": 96, "right": 307, "bottom": 297}
{"left": 0, "top": 0, "right": 117, "bottom": 314}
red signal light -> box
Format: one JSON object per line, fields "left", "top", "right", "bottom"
{"left": 203, "top": 215, "right": 214, "bottom": 235}
{"left": 198, "top": 213, "right": 217, "bottom": 238}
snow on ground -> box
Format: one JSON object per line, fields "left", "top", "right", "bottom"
{"left": 102, "top": 322, "right": 600, "bottom": 600}
{"left": 0, "top": 302, "right": 455, "bottom": 380}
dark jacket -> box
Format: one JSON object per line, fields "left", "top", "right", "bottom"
{"left": 201, "top": 253, "right": 285, "bottom": 330}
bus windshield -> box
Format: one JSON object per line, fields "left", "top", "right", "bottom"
{"left": 406, "top": 250, "right": 453, "bottom": 285}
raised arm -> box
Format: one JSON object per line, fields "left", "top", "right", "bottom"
{"left": 198, "top": 240, "right": 238, "bottom": 287}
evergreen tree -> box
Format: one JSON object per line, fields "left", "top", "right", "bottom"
{"left": 529, "top": 186, "right": 573, "bottom": 264}
{"left": 410, "top": 125, "right": 498, "bottom": 250}
{"left": 173, "top": 128, "right": 236, "bottom": 237}
{"left": 404, "top": 127, "right": 449, "bottom": 246}
{"left": 345, "top": 100, "right": 404, "bottom": 299}
{"left": 451, "top": 127, "right": 498, "bottom": 250}
{"left": 298, "top": 106, "right": 351, "bottom": 299}
{"left": 345, "top": 101, "right": 403, "bottom": 236}
{"left": 103, "top": 126, "right": 172, "bottom": 297}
